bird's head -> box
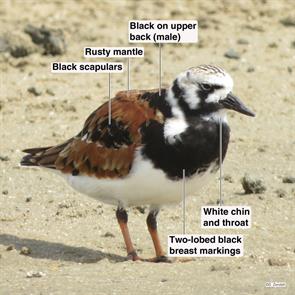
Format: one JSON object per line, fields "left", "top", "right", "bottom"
{"left": 167, "top": 65, "right": 255, "bottom": 120}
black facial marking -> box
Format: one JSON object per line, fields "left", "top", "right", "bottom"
{"left": 140, "top": 118, "right": 230, "bottom": 180}
{"left": 197, "top": 83, "right": 223, "bottom": 101}
{"left": 171, "top": 79, "right": 183, "bottom": 98}
{"left": 213, "top": 85, "right": 224, "bottom": 90}
{"left": 140, "top": 89, "right": 173, "bottom": 118}
{"left": 172, "top": 79, "right": 222, "bottom": 116}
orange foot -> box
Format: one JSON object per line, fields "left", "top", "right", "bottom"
{"left": 147, "top": 256, "right": 195, "bottom": 263}
{"left": 145, "top": 255, "right": 173, "bottom": 263}
{"left": 126, "top": 250, "right": 142, "bottom": 261}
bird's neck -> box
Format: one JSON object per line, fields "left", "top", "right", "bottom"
{"left": 199, "top": 110, "right": 228, "bottom": 124}
{"left": 163, "top": 85, "right": 228, "bottom": 144}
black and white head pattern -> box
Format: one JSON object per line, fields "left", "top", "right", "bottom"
{"left": 167, "top": 65, "right": 233, "bottom": 118}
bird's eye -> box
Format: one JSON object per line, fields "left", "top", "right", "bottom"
{"left": 200, "top": 83, "right": 212, "bottom": 91}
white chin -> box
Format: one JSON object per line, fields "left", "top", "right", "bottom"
{"left": 202, "top": 110, "right": 228, "bottom": 123}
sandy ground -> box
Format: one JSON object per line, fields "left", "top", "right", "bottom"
{"left": 1, "top": 0, "right": 295, "bottom": 294}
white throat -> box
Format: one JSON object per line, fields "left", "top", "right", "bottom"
{"left": 201, "top": 110, "right": 228, "bottom": 123}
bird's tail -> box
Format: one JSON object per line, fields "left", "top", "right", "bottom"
{"left": 21, "top": 140, "right": 72, "bottom": 169}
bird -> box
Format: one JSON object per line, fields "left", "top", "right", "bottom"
{"left": 21, "top": 65, "right": 255, "bottom": 262}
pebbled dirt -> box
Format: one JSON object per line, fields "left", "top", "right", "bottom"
{"left": 0, "top": 1, "right": 294, "bottom": 294}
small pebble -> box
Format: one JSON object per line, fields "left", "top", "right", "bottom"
{"left": 24, "top": 24, "right": 66, "bottom": 55}
{"left": 20, "top": 246, "right": 31, "bottom": 255}
{"left": 224, "top": 174, "right": 233, "bottom": 183}
{"left": 206, "top": 199, "right": 215, "bottom": 205}
{"left": 46, "top": 89, "right": 55, "bottom": 96}
{"left": 198, "top": 18, "right": 209, "bottom": 29}
{"left": 241, "top": 174, "right": 266, "bottom": 194}
{"left": 63, "top": 105, "right": 76, "bottom": 112}
{"left": 257, "top": 146, "right": 266, "bottom": 152}
{"left": 0, "top": 37, "right": 9, "bottom": 52}
{"left": 216, "top": 199, "right": 224, "bottom": 205}
{"left": 170, "top": 10, "right": 181, "bottom": 17}
{"left": 268, "top": 42, "right": 278, "bottom": 48}
{"left": 280, "top": 17, "right": 295, "bottom": 27}
{"left": 25, "top": 197, "right": 32, "bottom": 202}
{"left": 6, "top": 245, "right": 15, "bottom": 251}
{"left": 135, "top": 206, "right": 146, "bottom": 214}
{"left": 244, "top": 24, "right": 264, "bottom": 32}
{"left": 0, "top": 155, "right": 10, "bottom": 161}
{"left": 268, "top": 258, "right": 287, "bottom": 267}
{"left": 9, "top": 44, "right": 32, "bottom": 58}
{"left": 26, "top": 271, "right": 45, "bottom": 278}
{"left": 15, "top": 60, "right": 28, "bottom": 68}
{"left": 282, "top": 176, "right": 295, "bottom": 184}
{"left": 3, "top": 31, "right": 36, "bottom": 58}
{"left": 210, "top": 264, "right": 230, "bottom": 273}
{"left": 247, "top": 66, "right": 255, "bottom": 73}
{"left": 58, "top": 201, "right": 72, "bottom": 209}
{"left": 237, "top": 38, "right": 249, "bottom": 45}
{"left": 102, "top": 232, "right": 115, "bottom": 238}
{"left": 144, "top": 57, "right": 153, "bottom": 65}
{"left": 275, "top": 189, "right": 287, "bottom": 198}
{"left": 224, "top": 49, "right": 240, "bottom": 60}
{"left": 28, "top": 87, "right": 41, "bottom": 96}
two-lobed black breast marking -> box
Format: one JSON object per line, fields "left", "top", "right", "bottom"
{"left": 140, "top": 118, "right": 230, "bottom": 180}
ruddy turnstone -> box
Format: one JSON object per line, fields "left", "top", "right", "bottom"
{"left": 21, "top": 65, "right": 255, "bottom": 262}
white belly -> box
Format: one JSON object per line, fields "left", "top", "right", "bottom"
{"left": 64, "top": 150, "right": 217, "bottom": 207}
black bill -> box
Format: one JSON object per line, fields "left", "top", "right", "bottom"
{"left": 220, "top": 92, "right": 255, "bottom": 117}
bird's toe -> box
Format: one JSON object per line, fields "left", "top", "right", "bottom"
{"left": 146, "top": 255, "right": 173, "bottom": 263}
{"left": 126, "top": 250, "right": 142, "bottom": 261}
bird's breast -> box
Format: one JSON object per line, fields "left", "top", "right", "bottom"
{"left": 140, "top": 118, "right": 230, "bottom": 180}
{"left": 64, "top": 149, "right": 218, "bottom": 207}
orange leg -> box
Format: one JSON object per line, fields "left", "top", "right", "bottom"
{"left": 146, "top": 210, "right": 171, "bottom": 263}
{"left": 116, "top": 207, "right": 140, "bottom": 261}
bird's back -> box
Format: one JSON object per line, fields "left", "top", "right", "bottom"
{"left": 21, "top": 88, "right": 169, "bottom": 178}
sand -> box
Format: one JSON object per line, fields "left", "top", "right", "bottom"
{"left": 0, "top": 0, "right": 294, "bottom": 294}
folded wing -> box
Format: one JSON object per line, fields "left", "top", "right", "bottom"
{"left": 21, "top": 90, "right": 163, "bottom": 179}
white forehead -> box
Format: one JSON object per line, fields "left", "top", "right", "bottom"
{"left": 186, "top": 65, "right": 233, "bottom": 90}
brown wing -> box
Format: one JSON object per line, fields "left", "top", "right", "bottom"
{"left": 22, "top": 89, "right": 164, "bottom": 179}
